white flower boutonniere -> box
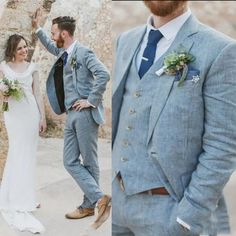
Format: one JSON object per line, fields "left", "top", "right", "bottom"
{"left": 156, "top": 46, "right": 196, "bottom": 87}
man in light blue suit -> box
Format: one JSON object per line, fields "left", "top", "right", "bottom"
{"left": 32, "top": 9, "right": 111, "bottom": 226}
{"left": 112, "top": 1, "right": 236, "bottom": 235}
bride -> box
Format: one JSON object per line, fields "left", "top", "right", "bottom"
{"left": 0, "top": 34, "right": 46, "bottom": 233}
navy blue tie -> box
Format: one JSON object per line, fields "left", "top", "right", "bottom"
{"left": 61, "top": 51, "right": 68, "bottom": 66}
{"left": 138, "top": 30, "right": 163, "bottom": 79}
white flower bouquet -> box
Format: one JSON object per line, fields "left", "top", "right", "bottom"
{"left": 0, "top": 77, "right": 24, "bottom": 111}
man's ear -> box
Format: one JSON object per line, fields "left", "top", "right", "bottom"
{"left": 61, "top": 30, "right": 68, "bottom": 38}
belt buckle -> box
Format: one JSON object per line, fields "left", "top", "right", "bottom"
{"left": 147, "top": 190, "right": 153, "bottom": 196}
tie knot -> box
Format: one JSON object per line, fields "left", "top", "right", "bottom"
{"left": 61, "top": 51, "right": 68, "bottom": 65}
{"left": 147, "top": 30, "right": 163, "bottom": 45}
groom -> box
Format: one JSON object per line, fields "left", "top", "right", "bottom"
{"left": 113, "top": 1, "right": 236, "bottom": 235}
{"left": 32, "top": 9, "right": 111, "bottom": 226}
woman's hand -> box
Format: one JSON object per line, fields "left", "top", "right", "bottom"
{"left": 39, "top": 118, "right": 47, "bottom": 134}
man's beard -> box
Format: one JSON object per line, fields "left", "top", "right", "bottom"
{"left": 56, "top": 34, "right": 64, "bottom": 48}
{"left": 143, "top": 1, "right": 187, "bottom": 17}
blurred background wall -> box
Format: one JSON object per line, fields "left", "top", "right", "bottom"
{"left": 112, "top": 1, "right": 236, "bottom": 39}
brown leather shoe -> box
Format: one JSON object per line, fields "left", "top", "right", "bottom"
{"left": 65, "top": 207, "right": 94, "bottom": 219}
{"left": 91, "top": 195, "right": 111, "bottom": 229}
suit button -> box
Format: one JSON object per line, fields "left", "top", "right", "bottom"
{"left": 129, "top": 108, "right": 136, "bottom": 114}
{"left": 134, "top": 92, "right": 141, "bottom": 97}
{"left": 123, "top": 140, "right": 130, "bottom": 147}
{"left": 121, "top": 157, "right": 128, "bottom": 162}
{"left": 126, "top": 126, "right": 133, "bottom": 131}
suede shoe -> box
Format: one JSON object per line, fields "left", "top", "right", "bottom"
{"left": 65, "top": 207, "right": 94, "bottom": 219}
{"left": 91, "top": 195, "right": 111, "bottom": 229}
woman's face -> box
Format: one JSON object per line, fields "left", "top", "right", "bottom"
{"left": 14, "top": 39, "right": 28, "bottom": 61}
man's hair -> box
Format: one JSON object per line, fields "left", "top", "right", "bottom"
{"left": 52, "top": 16, "right": 76, "bottom": 36}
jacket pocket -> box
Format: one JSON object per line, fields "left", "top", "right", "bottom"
{"left": 174, "top": 68, "right": 200, "bottom": 81}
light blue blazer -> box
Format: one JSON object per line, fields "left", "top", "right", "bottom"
{"left": 112, "top": 15, "right": 236, "bottom": 235}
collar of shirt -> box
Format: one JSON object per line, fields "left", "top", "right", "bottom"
{"left": 146, "top": 8, "right": 192, "bottom": 41}
{"left": 136, "top": 9, "right": 192, "bottom": 70}
{"left": 65, "top": 40, "right": 77, "bottom": 56}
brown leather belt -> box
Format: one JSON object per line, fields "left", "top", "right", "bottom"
{"left": 140, "top": 187, "right": 169, "bottom": 195}
{"left": 116, "top": 174, "right": 169, "bottom": 195}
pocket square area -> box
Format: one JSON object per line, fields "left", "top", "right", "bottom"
{"left": 175, "top": 68, "right": 200, "bottom": 81}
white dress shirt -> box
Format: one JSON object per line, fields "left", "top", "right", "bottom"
{"left": 65, "top": 40, "right": 77, "bottom": 59}
{"left": 136, "top": 9, "right": 192, "bottom": 70}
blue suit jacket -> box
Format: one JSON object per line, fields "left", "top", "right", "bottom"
{"left": 112, "top": 15, "right": 236, "bottom": 235}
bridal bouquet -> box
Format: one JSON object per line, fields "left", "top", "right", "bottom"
{"left": 0, "top": 77, "right": 24, "bottom": 111}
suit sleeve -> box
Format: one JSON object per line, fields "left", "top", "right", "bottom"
{"left": 36, "top": 28, "right": 61, "bottom": 56}
{"left": 176, "top": 42, "right": 236, "bottom": 234}
{"left": 85, "top": 49, "right": 110, "bottom": 107}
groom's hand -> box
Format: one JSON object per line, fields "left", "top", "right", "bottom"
{"left": 32, "top": 8, "right": 42, "bottom": 29}
{"left": 72, "top": 99, "right": 91, "bottom": 111}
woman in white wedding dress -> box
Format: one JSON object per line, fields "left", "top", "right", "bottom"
{"left": 0, "top": 34, "right": 46, "bottom": 233}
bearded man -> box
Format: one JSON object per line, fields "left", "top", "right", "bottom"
{"left": 32, "top": 9, "right": 111, "bottom": 228}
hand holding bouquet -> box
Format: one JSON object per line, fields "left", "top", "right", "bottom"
{"left": 0, "top": 77, "right": 24, "bottom": 111}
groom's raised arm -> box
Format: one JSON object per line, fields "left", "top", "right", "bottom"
{"left": 36, "top": 28, "right": 61, "bottom": 56}
{"left": 32, "top": 8, "right": 61, "bottom": 56}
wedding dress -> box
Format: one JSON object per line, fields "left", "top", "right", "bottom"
{"left": 0, "top": 61, "right": 45, "bottom": 233}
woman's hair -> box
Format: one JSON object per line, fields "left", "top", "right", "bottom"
{"left": 4, "top": 34, "right": 28, "bottom": 62}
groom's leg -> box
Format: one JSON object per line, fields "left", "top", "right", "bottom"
{"left": 78, "top": 109, "right": 100, "bottom": 209}
{"left": 74, "top": 108, "right": 103, "bottom": 204}
{"left": 63, "top": 110, "right": 103, "bottom": 205}
{"left": 80, "top": 194, "right": 95, "bottom": 209}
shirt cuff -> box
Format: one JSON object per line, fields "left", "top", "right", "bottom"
{"left": 176, "top": 217, "right": 191, "bottom": 231}
{"left": 35, "top": 27, "right": 42, "bottom": 34}
{"left": 86, "top": 100, "right": 96, "bottom": 108}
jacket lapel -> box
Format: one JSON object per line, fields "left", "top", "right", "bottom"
{"left": 112, "top": 25, "right": 146, "bottom": 95}
{"left": 147, "top": 15, "right": 199, "bottom": 144}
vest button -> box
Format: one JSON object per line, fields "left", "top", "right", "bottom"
{"left": 126, "top": 126, "right": 133, "bottom": 131}
{"left": 121, "top": 157, "right": 128, "bottom": 162}
{"left": 123, "top": 140, "right": 130, "bottom": 147}
{"left": 129, "top": 108, "right": 136, "bottom": 114}
{"left": 134, "top": 92, "right": 141, "bottom": 97}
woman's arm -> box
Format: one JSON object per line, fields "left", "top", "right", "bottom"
{"left": 32, "top": 70, "right": 47, "bottom": 133}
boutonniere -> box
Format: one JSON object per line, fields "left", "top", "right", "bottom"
{"left": 156, "top": 46, "right": 196, "bottom": 87}
{"left": 70, "top": 57, "right": 81, "bottom": 70}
